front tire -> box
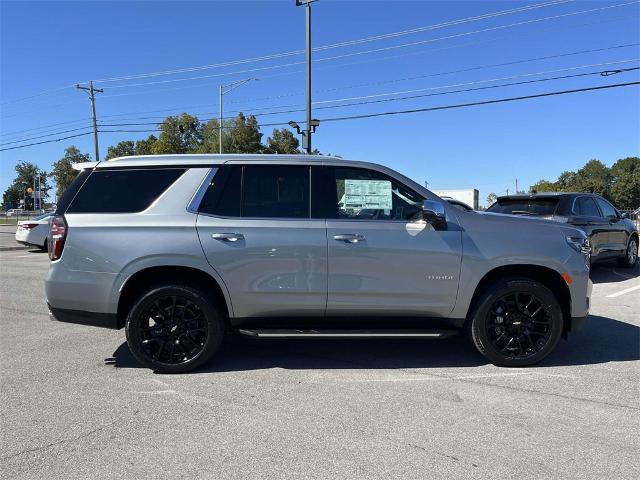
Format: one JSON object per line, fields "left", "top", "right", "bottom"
{"left": 125, "top": 283, "right": 225, "bottom": 373}
{"left": 617, "top": 236, "right": 638, "bottom": 268}
{"left": 468, "top": 277, "right": 563, "bottom": 367}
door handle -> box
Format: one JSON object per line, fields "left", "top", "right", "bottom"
{"left": 212, "top": 233, "right": 244, "bottom": 242}
{"left": 333, "top": 234, "right": 365, "bottom": 243}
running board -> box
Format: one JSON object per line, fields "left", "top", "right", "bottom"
{"left": 236, "top": 329, "right": 457, "bottom": 339}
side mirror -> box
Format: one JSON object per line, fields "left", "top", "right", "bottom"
{"left": 621, "top": 212, "right": 629, "bottom": 219}
{"left": 422, "top": 200, "right": 447, "bottom": 229}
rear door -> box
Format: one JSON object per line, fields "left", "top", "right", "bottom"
{"left": 196, "top": 164, "right": 327, "bottom": 318}
{"left": 322, "top": 166, "right": 462, "bottom": 318}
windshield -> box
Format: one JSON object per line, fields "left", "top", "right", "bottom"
{"left": 487, "top": 199, "right": 559, "bottom": 216}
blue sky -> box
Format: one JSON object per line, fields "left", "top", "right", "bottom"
{"left": 1, "top": 0, "right": 639, "bottom": 205}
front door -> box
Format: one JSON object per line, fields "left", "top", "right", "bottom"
{"left": 196, "top": 164, "right": 327, "bottom": 318}
{"left": 323, "top": 166, "right": 462, "bottom": 318}
{"left": 595, "top": 197, "right": 628, "bottom": 254}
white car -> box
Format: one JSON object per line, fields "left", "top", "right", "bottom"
{"left": 15, "top": 213, "right": 53, "bottom": 249}
{"left": 6, "top": 208, "right": 25, "bottom": 217}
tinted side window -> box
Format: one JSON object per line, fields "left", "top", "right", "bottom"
{"left": 328, "top": 167, "right": 423, "bottom": 221}
{"left": 574, "top": 196, "right": 601, "bottom": 217}
{"left": 67, "top": 168, "right": 185, "bottom": 213}
{"left": 242, "top": 166, "right": 310, "bottom": 218}
{"left": 595, "top": 197, "right": 618, "bottom": 218}
{"left": 199, "top": 166, "right": 241, "bottom": 217}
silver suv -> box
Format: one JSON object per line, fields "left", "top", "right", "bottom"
{"left": 45, "top": 155, "right": 592, "bottom": 373}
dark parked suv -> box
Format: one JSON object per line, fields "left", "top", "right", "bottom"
{"left": 487, "top": 193, "right": 638, "bottom": 267}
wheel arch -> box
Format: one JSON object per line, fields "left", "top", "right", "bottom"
{"left": 116, "top": 265, "right": 232, "bottom": 329}
{"left": 465, "top": 264, "right": 572, "bottom": 333}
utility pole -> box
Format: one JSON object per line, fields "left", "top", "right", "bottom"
{"left": 294, "top": 0, "right": 320, "bottom": 154}
{"left": 76, "top": 81, "right": 103, "bottom": 161}
{"left": 515, "top": 178, "right": 519, "bottom": 194}
{"left": 218, "top": 78, "right": 258, "bottom": 154}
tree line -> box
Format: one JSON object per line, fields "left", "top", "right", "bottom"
{"left": 484, "top": 157, "right": 639, "bottom": 209}
{"left": 529, "top": 157, "right": 640, "bottom": 209}
{"left": 2, "top": 112, "right": 309, "bottom": 208}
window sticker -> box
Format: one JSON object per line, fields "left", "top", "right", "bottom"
{"left": 339, "top": 179, "right": 393, "bottom": 213}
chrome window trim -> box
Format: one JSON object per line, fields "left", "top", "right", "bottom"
{"left": 186, "top": 167, "right": 218, "bottom": 214}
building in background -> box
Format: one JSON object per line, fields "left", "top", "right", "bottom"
{"left": 432, "top": 188, "right": 479, "bottom": 210}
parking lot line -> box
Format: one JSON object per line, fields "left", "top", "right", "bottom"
{"left": 606, "top": 284, "right": 640, "bottom": 298}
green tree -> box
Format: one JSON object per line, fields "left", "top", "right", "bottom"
{"left": 135, "top": 135, "right": 158, "bottom": 155}
{"left": 486, "top": 192, "right": 497, "bottom": 206}
{"left": 226, "top": 113, "right": 262, "bottom": 153}
{"left": 2, "top": 161, "right": 52, "bottom": 210}
{"left": 571, "top": 159, "right": 612, "bottom": 198}
{"left": 198, "top": 119, "right": 221, "bottom": 153}
{"left": 264, "top": 128, "right": 300, "bottom": 154}
{"left": 105, "top": 140, "right": 135, "bottom": 160}
{"left": 610, "top": 157, "right": 640, "bottom": 209}
{"left": 529, "top": 180, "right": 557, "bottom": 193}
{"left": 50, "top": 146, "right": 90, "bottom": 198}
{"left": 153, "top": 113, "right": 202, "bottom": 154}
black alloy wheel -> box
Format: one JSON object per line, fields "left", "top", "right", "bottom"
{"left": 485, "top": 291, "right": 553, "bottom": 360}
{"left": 125, "top": 284, "right": 224, "bottom": 373}
{"left": 469, "top": 277, "right": 563, "bottom": 367}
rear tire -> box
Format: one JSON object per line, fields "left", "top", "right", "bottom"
{"left": 468, "top": 277, "right": 563, "bottom": 367}
{"left": 41, "top": 238, "right": 48, "bottom": 252}
{"left": 617, "top": 236, "right": 638, "bottom": 268}
{"left": 125, "top": 283, "right": 225, "bottom": 373}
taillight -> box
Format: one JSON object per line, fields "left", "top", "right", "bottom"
{"left": 49, "top": 215, "right": 67, "bottom": 261}
{"left": 21, "top": 223, "right": 39, "bottom": 230}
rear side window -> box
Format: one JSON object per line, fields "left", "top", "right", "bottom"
{"left": 66, "top": 168, "right": 185, "bottom": 213}
{"left": 199, "top": 166, "right": 242, "bottom": 217}
{"left": 487, "top": 199, "right": 558, "bottom": 216}
{"left": 574, "top": 196, "right": 601, "bottom": 217}
{"left": 55, "top": 169, "right": 91, "bottom": 214}
{"left": 199, "top": 165, "right": 310, "bottom": 219}
{"left": 243, "top": 166, "right": 309, "bottom": 218}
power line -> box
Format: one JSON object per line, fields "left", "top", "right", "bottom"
{"left": 4, "top": 80, "right": 635, "bottom": 152}
{"left": 319, "top": 81, "right": 640, "bottom": 123}
{"left": 95, "top": 1, "right": 638, "bottom": 93}
{"left": 94, "top": 63, "right": 639, "bottom": 127}
{"left": 97, "top": 81, "right": 640, "bottom": 135}
{"left": 3, "top": 51, "right": 637, "bottom": 142}
{"left": 0, "top": 126, "right": 94, "bottom": 147}
{"left": 0, "top": 117, "right": 93, "bottom": 139}
{"left": 90, "top": 0, "right": 578, "bottom": 85}
{"left": 0, "top": 132, "right": 94, "bottom": 152}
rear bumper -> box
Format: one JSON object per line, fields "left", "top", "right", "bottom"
{"left": 48, "top": 304, "right": 119, "bottom": 329}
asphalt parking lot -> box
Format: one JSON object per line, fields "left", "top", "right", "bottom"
{"left": 0, "top": 234, "right": 638, "bottom": 479}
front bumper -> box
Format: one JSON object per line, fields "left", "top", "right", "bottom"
{"left": 48, "top": 304, "right": 119, "bottom": 329}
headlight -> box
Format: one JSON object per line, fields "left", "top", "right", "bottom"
{"left": 566, "top": 236, "right": 591, "bottom": 256}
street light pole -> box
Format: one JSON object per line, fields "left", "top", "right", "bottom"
{"left": 218, "top": 78, "right": 258, "bottom": 154}
{"left": 295, "top": 0, "right": 319, "bottom": 154}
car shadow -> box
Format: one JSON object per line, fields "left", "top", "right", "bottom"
{"left": 106, "top": 315, "right": 639, "bottom": 373}
{"left": 590, "top": 262, "right": 639, "bottom": 284}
